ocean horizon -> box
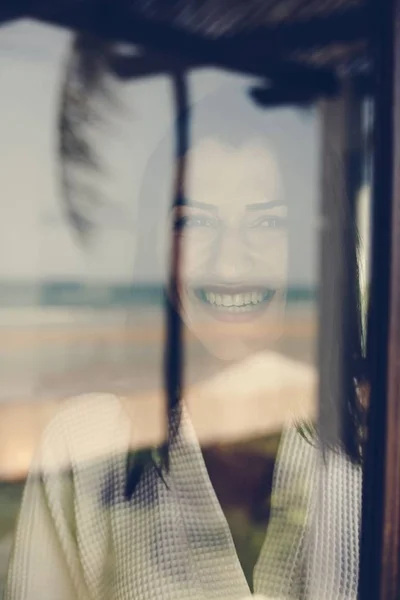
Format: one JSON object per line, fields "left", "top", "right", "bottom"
{"left": 0, "top": 281, "right": 317, "bottom": 309}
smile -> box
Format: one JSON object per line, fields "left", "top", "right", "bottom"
{"left": 193, "top": 288, "right": 276, "bottom": 313}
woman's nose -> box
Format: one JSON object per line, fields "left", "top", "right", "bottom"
{"left": 210, "top": 230, "right": 253, "bottom": 280}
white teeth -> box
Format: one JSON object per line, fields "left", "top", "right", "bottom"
{"left": 223, "top": 294, "right": 232, "bottom": 307}
{"left": 201, "top": 289, "right": 270, "bottom": 310}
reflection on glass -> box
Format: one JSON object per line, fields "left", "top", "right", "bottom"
{"left": 0, "top": 23, "right": 369, "bottom": 600}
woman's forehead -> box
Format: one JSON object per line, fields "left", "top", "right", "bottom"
{"left": 186, "top": 137, "right": 282, "bottom": 211}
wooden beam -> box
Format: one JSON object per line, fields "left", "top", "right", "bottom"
{"left": 223, "top": 7, "right": 368, "bottom": 49}
{"left": 249, "top": 84, "right": 333, "bottom": 108}
{"left": 0, "top": 0, "right": 339, "bottom": 93}
{"left": 0, "top": 1, "right": 367, "bottom": 49}
{"left": 110, "top": 52, "right": 205, "bottom": 79}
{"left": 37, "top": 4, "right": 339, "bottom": 93}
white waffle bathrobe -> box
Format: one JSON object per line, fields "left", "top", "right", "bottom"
{"left": 4, "top": 394, "right": 362, "bottom": 600}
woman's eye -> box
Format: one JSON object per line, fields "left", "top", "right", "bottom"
{"left": 174, "top": 215, "right": 216, "bottom": 231}
{"left": 250, "top": 216, "right": 286, "bottom": 229}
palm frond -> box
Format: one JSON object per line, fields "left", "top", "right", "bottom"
{"left": 58, "top": 33, "right": 119, "bottom": 240}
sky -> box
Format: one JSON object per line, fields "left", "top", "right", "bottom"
{"left": 0, "top": 19, "right": 323, "bottom": 285}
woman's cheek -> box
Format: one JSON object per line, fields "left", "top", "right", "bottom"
{"left": 251, "top": 244, "right": 288, "bottom": 282}
{"left": 180, "top": 237, "right": 214, "bottom": 279}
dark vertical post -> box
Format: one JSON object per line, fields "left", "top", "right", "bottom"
{"left": 164, "top": 71, "right": 190, "bottom": 457}
{"left": 359, "top": 0, "right": 400, "bottom": 597}
{"left": 318, "top": 80, "right": 363, "bottom": 456}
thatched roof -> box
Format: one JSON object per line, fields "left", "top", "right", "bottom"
{"left": 0, "top": 0, "right": 369, "bottom": 85}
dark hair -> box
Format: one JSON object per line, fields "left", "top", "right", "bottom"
{"left": 58, "top": 34, "right": 367, "bottom": 500}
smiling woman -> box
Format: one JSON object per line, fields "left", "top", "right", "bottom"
{"left": 172, "top": 137, "right": 289, "bottom": 361}
{"left": 134, "top": 86, "right": 319, "bottom": 363}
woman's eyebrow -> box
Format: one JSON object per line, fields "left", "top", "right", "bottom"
{"left": 175, "top": 199, "right": 218, "bottom": 212}
{"left": 246, "top": 200, "right": 286, "bottom": 211}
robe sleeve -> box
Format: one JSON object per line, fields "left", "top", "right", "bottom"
{"left": 4, "top": 416, "right": 91, "bottom": 600}
{"left": 254, "top": 427, "right": 317, "bottom": 599}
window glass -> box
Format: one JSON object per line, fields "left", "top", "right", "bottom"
{"left": 0, "top": 16, "right": 371, "bottom": 600}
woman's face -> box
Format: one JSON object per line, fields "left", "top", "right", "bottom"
{"left": 172, "top": 137, "right": 288, "bottom": 361}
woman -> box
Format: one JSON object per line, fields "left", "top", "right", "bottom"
{"left": 4, "top": 42, "right": 365, "bottom": 600}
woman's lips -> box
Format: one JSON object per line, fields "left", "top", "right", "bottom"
{"left": 189, "top": 285, "right": 277, "bottom": 322}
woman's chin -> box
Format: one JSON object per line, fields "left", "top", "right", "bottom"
{"left": 198, "top": 337, "right": 256, "bottom": 363}
{"left": 180, "top": 293, "right": 285, "bottom": 362}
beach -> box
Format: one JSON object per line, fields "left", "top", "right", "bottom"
{"left": 0, "top": 301, "right": 317, "bottom": 473}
